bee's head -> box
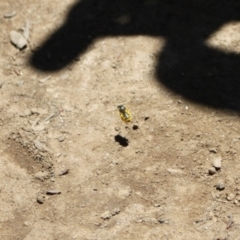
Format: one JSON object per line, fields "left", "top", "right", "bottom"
{"left": 118, "top": 105, "right": 126, "bottom": 112}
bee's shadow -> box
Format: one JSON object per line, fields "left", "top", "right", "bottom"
{"left": 115, "top": 135, "right": 129, "bottom": 147}
{"left": 30, "top": 0, "right": 240, "bottom": 112}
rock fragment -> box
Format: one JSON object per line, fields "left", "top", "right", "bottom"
{"left": 226, "top": 193, "right": 235, "bottom": 201}
{"left": 212, "top": 156, "right": 222, "bottom": 170}
{"left": 36, "top": 194, "right": 45, "bottom": 204}
{"left": 215, "top": 181, "right": 225, "bottom": 191}
{"left": 101, "top": 211, "right": 112, "bottom": 220}
{"left": 46, "top": 190, "right": 61, "bottom": 195}
{"left": 58, "top": 136, "right": 65, "bottom": 142}
{"left": 10, "top": 30, "right": 27, "bottom": 49}
{"left": 111, "top": 208, "right": 120, "bottom": 216}
{"left": 208, "top": 167, "right": 216, "bottom": 175}
{"left": 4, "top": 12, "right": 17, "bottom": 18}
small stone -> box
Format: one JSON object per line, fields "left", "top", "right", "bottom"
{"left": 4, "top": 12, "right": 17, "bottom": 18}
{"left": 226, "top": 193, "right": 235, "bottom": 201}
{"left": 236, "top": 195, "right": 240, "bottom": 201}
{"left": 111, "top": 208, "right": 120, "bottom": 216}
{"left": 158, "top": 218, "right": 165, "bottom": 224}
{"left": 50, "top": 177, "right": 55, "bottom": 182}
{"left": 212, "top": 156, "right": 222, "bottom": 170}
{"left": 101, "top": 211, "right": 112, "bottom": 220}
{"left": 209, "top": 148, "right": 218, "bottom": 153}
{"left": 208, "top": 167, "right": 216, "bottom": 175}
{"left": 215, "top": 182, "right": 225, "bottom": 191}
{"left": 10, "top": 30, "right": 27, "bottom": 50}
{"left": 115, "top": 127, "right": 120, "bottom": 131}
{"left": 36, "top": 194, "right": 45, "bottom": 204}
{"left": 46, "top": 190, "right": 61, "bottom": 195}
{"left": 39, "top": 75, "right": 51, "bottom": 83}
{"left": 58, "top": 136, "right": 65, "bottom": 142}
{"left": 34, "top": 171, "right": 50, "bottom": 181}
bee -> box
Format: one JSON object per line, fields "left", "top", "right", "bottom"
{"left": 117, "top": 105, "right": 132, "bottom": 123}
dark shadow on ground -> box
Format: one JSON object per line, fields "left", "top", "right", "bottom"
{"left": 30, "top": 0, "right": 240, "bottom": 112}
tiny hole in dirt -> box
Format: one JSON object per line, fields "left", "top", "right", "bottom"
{"left": 114, "top": 135, "right": 129, "bottom": 147}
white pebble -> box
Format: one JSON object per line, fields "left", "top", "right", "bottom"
{"left": 212, "top": 156, "right": 222, "bottom": 170}
{"left": 226, "top": 193, "right": 235, "bottom": 201}
{"left": 10, "top": 30, "right": 27, "bottom": 49}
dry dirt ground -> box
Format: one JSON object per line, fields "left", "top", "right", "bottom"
{"left": 2, "top": 0, "right": 240, "bottom": 239}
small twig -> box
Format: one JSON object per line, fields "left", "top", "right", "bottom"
{"left": 226, "top": 220, "right": 234, "bottom": 230}
{"left": 42, "top": 113, "right": 55, "bottom": 122}
{"left": 226, "top": 215, "right": 234, "bottom": 230}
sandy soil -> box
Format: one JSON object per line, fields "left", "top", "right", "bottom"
{"left": 1, "top": 0, "right": 240, "bottom": 239}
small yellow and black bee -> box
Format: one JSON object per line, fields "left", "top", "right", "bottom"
{"left": 117, "top": 105, "right": 132, "bottom": 123}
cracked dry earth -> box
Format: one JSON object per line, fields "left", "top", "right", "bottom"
{"left": 2, "top": 0, "right": 240, "bottom": 239}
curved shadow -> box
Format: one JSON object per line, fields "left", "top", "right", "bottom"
{"left": 30, "top": 0, "right": 240, "bottom": 112}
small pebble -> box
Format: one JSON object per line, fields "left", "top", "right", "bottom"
{"left": 58, "top": 136, "right": 65, "bottom": 142}
{"left": 24, "top": 221, "right": 29, "bottom": 226}
{"left": 226, "top": 193, "right": 235, "bottom": 201}
{"left": 158, "top": 218, "right": 166, "bottom": 224}
{"left": 111, "top": 208, "right": 121, "bottom": 216}
{"left": 158, "top": 218, "right": 165, "bottom": 223}
{"left": 209, "top": 148, "right": 218, "bottom": 153}
{"left": 212, "top": 156, "right": 222, "bottom": 170}
{"left": 50, "top": 177, "right": 55, "bottom": 182}
{"left": 115, "top": 127, "right": 120, "bottom": 131}
{"left": 4, "top": 12, "right": 17, "bottom": 18}
{"left": 215, "top": 182, "right": 225, "bottom": 191}
{"left": 34, "top": 171, "right": 49, "bottom": 181}
{"left": 100, "top": 211, "right": 112, "bottom": 220}
{"left": 208, "top": 167, "right": 216, "bottom": 175}
{"left": 39, "top": 75, "right": 51, "bottom": 83}
{"left": 36, "top": 194, "right": 45, "bottom": 204}
{"left": 10, "top": 30, "right": 27, "bottom": 49}
{"left": 236, "top": 195, "right": 240, "bottom": 201}
{"left": 59, "top": 169, "right": 69, "bottom": 176}
{"left": 46, "top": 190, "right": 61, "bottom": 195}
